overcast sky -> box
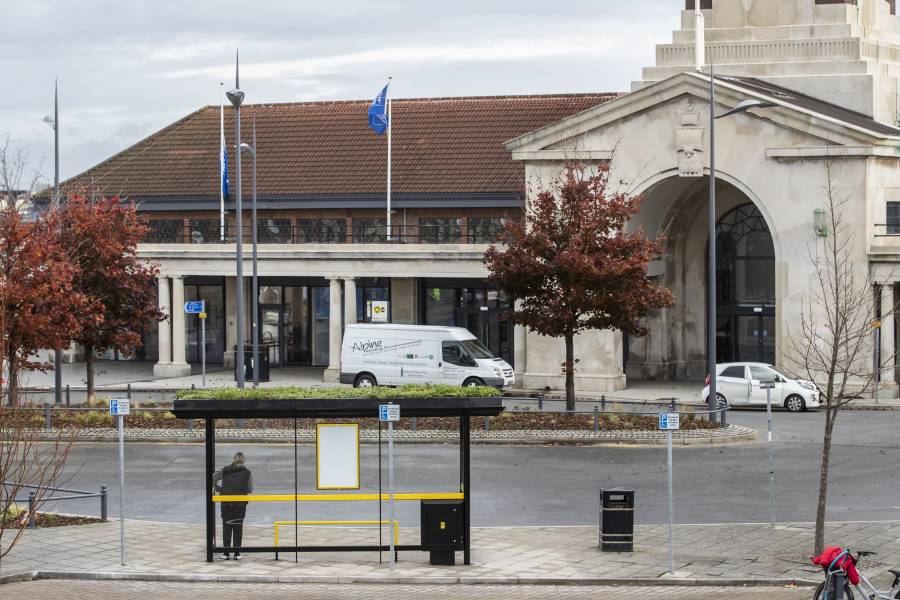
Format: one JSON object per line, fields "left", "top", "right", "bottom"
{"left": 1, "top": 0, "right": 677, "bottom": 181}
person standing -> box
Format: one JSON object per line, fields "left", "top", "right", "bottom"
{"left": 212, "top": 452, "right": 253, "bottom": 560}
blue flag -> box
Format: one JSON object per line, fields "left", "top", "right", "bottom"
{"left": 221, "top": 135, "right": 230, "bottom": 197}
{"left": 368, "top": 84, "right": 389, "bottom": 135}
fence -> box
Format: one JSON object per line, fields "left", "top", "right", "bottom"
{"left": 2, "top": 481, "right": 107, "bottom": 527}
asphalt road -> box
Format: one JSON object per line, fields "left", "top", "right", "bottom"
{"left": 0, "top": 581, "right": 814, "bottom": 600}
{"left": 42, "top": 409, "right": 900, "bottom": 527}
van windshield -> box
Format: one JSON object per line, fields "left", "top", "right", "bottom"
{"left": 461, "top": 339, "right": 494, "bottom": 359}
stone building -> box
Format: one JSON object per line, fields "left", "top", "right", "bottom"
{"left": 56, "top": 0, "right": 900, "bottom": 394}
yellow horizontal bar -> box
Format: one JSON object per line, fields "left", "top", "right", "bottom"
{"left": 214, "top": 492, "right": 464, "bottom": 503}
{"left": 273, "top": 520, "right": 399, "bottom": 546}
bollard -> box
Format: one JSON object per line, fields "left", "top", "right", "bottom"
{"left": 237, "top": 418, "right": 246, "bottom": 429}
{"left": 127, "top": 383, "right": 131, "bottom": 400}
{"left": 44, "top": 403, "right": 52, "bottom": 431}
{"left": 411, "top": 416, "right": 417, "bottom": 431}
{"left": 483, "top": 415, "right": 489, "bottom": 431}
{"left": 65, "top": 384, "right": 70, "bottom": 407}
{"left": 100, "top": 485, "right": 108, "bottom": 521}
{"left": 538, "top": 394, "right": 543, "bottom": 411}
{"left": 28, "top": 491, "right": 36, "bottom": 528}
{"left": 720, "top": 404, "right": 727, "bottom": 427}
{"left": 601, "top": 395, "right": 606, "bottom": 411}
{"left": 186, "top": 418, "right": 194, "bottom": 431}
{"left": 593, "top": 406, "right": 600, "bottom": 433}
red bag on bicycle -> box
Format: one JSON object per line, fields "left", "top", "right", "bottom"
{"left": 812, "top": 546, "right": 860, "bottom": 585}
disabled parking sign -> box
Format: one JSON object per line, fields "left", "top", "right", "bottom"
{"left": 379, "top": 404, "right": 400, "bottom": 422}
{"left": 658, "top": 412, "right": 679, "bottom": 430}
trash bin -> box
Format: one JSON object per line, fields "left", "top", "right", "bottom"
{"left": 420, "top": 500, "right": 464, "bottom": 565}
{"left": 233, "top": 345, "right": 270, "bottom": 382}
{"left": 599, "top": 487, "right": 634, "bottom": 552}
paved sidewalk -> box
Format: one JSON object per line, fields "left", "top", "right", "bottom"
{"left": 2, "top": 519, "right": 898, "bottom": 586}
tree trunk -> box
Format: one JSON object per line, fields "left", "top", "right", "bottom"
{"left": 814, "top": 406, "right": 838, "bottom": 555}
{"left": 565, "top": 334, "right": 575, "bottom": 412}
{"left": 85, "top": 344, "right": 95, "bottom": 404}
{"left": 6, "top": 356, "right": 16, "bottom": 406}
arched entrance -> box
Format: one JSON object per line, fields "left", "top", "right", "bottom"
{"left": 714, "top": 203, "right": 776, "bottom": 364}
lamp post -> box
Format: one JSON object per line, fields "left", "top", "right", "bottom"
{"left": 706, "top": 71, "right": 775, "bottom": 424}
{"left": 226, "top": 51, "right": 246, "bottom": 389}
{"left": 240, "top": 118, "right": 259, "bottom": 387}
{"left": 43, "top": 80, "right": 62, "bottom": 406}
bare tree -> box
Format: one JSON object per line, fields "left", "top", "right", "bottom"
{"left": 784, "top": 160, "right": 890, "bottom": 554}
{"left": 0, "top": 305, "right": 74, "bottom": 563}
{"left": 0, "top": 135, "right": 45, "bottom": 212}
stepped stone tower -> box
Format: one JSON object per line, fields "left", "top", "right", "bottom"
{"left": 637, "top": 0, "right": 900, "bottom": 125}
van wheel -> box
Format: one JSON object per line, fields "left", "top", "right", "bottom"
{"left": 784, "top": 394, "right": 805, "bottom": 413}
{"left": 463, "top": 378, "right": 483, "bottom": 388}
{"left": 354, "top": 373, "right": 377, "bottom": 388}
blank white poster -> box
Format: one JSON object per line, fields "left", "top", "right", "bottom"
{"left": 316, "top": 423, "right": 360, "bottom": 490}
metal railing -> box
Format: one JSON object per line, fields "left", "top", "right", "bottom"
{"left": 2, "top": 481, "right": 108, "bottom": 527}
{"left": 142, "top": 222, "right": 512, "bottom": 245}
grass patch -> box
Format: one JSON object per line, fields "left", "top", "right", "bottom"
{"left": 176, "top": 384, "right": 501, "bottom": 401}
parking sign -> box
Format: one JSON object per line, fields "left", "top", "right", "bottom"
{"left": 110, "top": 398, "right": 130, "bottom": 416}
{"left": 379, "top": 404, "right": 400, "bottom": 422}
{"left": 658, "top": 412, "right": 679, "bottom": 430}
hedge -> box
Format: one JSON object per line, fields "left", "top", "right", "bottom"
{"left": 176, "top": 384, "right": 502, "bottom": 401}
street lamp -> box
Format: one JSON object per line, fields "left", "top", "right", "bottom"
{"left": 240, "top": 118, "right": 259, "bottom": 388}
{"left": 227, "top": 50, "right": 246, "bottom": 389}
{"left": 706, "top": 71, "right": 775, "bottom": 424}
{"left": 44, "top": 79, "right": 62, "bottom": 406}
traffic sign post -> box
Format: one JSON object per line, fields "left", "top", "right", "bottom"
{"left": 659, "top": 411, "right": 679, "bottom": 574}
{"left": 110, "top": 398, "right": 130, "bottom": 565}
{"left": 760, "top": 381, "right": 777, "bottom": 527}
{"left": 186, "top": 301, "right": 207, "bottom": 387}
{"left": 379, "top": 403, "right": 400, "bottom": 568}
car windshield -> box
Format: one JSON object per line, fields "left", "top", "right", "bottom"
{"left": 461, "top": 338, "right": 494, "bottom": 359}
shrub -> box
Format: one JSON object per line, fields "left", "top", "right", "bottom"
{"left": 177, "top": 384, "right": 501, "bottom": 401}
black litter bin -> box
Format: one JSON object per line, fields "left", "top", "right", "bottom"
{"left": 233, "top": 345, "right": 270, "bottom": 382}
{"left": 599, "top": 487, "right": 634, "bottom": 552}
{"left": 420, "top": 500, "right": 464, "bottom": 565}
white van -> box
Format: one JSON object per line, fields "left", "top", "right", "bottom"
{"left": 339, "top": 324, "right": 515, "bottom": 388}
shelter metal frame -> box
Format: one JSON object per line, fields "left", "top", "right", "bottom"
{"left": 172, "top": 396, "right": 503, "bottom": 565}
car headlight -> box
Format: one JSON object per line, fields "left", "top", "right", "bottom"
{"left": 493, "top": 367, "right": 503, "bottom": 375}
{"left": 799, "top": 381, "right": 817, "bottom": 391}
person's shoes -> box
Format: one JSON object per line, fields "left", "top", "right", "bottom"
{"left": 222, "top": 553, "right": 231, "bottom": 560}
{"left": 234, "top": 553, "right": 242, "bottom": 561}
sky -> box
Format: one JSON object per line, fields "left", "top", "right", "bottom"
{"left": 0, "top": 0, "right": 678, "bottom": 182}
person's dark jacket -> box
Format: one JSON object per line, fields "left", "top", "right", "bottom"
{"left": 213, "top": 464, "right": 253, "bottom": 509}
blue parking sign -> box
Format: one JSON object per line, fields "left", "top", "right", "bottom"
{"left": 184, "top": 301, "right": 204, "bottom": 314}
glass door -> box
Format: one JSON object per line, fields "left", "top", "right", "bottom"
{"left": 259, "top": 304, "right": 282, "bottom": 366}
{"left": 284, "top": 286, "right": 310, "bottom": 365}
{"left": 311, "top": 287, "right": 330, "bottom": 366}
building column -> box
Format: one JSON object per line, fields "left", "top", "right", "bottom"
{"left": 324, "top": 277, "right": 343, "bottom": 382}
{"left": 513, "top": 300, "right": 526, "bottom": 387}
{"left": 880, "top": 283, "right": 896, "bottom": 389}
{"left": 344, "top": 277, "right": 357, "bottom": 327}
{"left": 153, "top": 276, "right": 172, "bottom": 376}
{"left": 155, "top": 276, "right": 192, "bottom": 378}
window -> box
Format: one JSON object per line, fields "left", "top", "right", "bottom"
{"left": 189, "top": 219, "right": 219, "bottom": 244}
{"left": 469, "top": 217, "right": 508, "bottom": 244}
{"left": 887, "top": 202, "right": 900, "bottom": 235}
{"left": 353, "top": 218, "right": 386, "bottom": 243}
{"left": 297, "top": 218, "right": 346, "bottom": 243}
{"left": 461, "top": 338, "right": 493, "bottom": 359}
{"left": 144, "top": 219, "right": 182, "bottom": 243}
{"left": 419, "top": 218, "right": 461, "bottom": 243}
{"left": 720, "top": 365, "right": 745, "bottom": 379}
{"left": 442, "top": 341, "right": 471, "bottom": 366}
{"left": 749, "top": 365, "right": 777, "bottom": 383}
{"left": 257, "top": 219, "right": 292, "bottom": 243}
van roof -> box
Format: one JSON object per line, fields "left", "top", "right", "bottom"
{"left": 345, "top": 323, "right": 476, "bottom": 337}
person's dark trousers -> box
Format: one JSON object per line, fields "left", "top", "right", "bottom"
{"left": 221, "top": 503, "right": 247, "bottom": 553}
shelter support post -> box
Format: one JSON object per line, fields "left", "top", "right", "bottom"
{"left": 205, "top": 418, "right": 215, "bottom": 562}
{"left": 461, "top": 414, "right": 471, "bottom": 565}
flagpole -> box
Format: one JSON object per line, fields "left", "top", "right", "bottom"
{"left": 220, "top": 82, "right": 225, "bottom": 242}
{"left": 386, "top": 77, "right": 392, "bottom": 242}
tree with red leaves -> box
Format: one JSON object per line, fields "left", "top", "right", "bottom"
{"left": 0, "top": 207, "right": 84, "bottom": 405}
{"left": 484, "top": 163, "right": 674, "bottom": 410}
{"left": 59, "top": 196, "right": 162, "bottom": 402}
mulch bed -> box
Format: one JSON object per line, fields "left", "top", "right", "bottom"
{"left": 23, "top": 405, "right": 722, "bottom": 432}
{"left": 1, "top": 512, "right": 103, "bottom": 528}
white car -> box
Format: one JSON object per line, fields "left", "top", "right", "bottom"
{"left": 701, "top": 362, "right": 821, "bottom": 412}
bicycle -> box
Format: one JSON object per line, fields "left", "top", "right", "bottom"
{"left": 813, "top": 549, "right": 900, "bottom": 600}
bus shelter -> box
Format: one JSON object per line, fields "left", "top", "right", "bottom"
{"left": 171, "top": 396, "right": 503, "bottom": 565}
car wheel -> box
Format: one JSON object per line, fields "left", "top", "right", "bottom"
{"left": 354, "top": 373, "right": 377, "bottom": 388}
{"left": 705, "top": 393, "right": 728, "bottom": 410}
{"left": 463, "top": 377, "right": 483, "bottom": 388}
{"left": 784, "top": 394, "right": 805, "bottom": 413}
